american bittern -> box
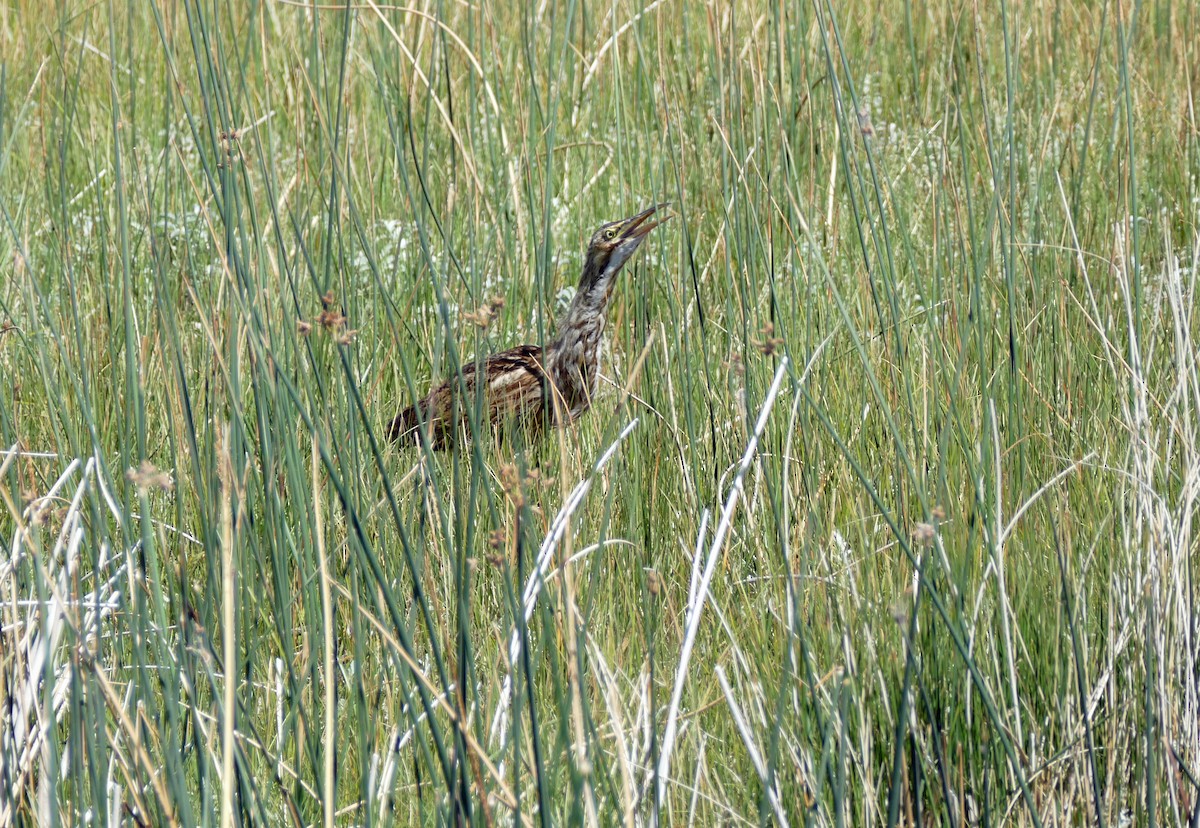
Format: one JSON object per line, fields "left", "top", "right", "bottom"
{"left": 389, "top": 202, "right": 671, "bottom": 449}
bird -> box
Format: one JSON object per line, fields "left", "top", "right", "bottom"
{"left": 388, "top": 202, "right": 671, "bottom": 449}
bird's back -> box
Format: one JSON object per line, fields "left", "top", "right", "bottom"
{"left": 388, "top": 344, "right": 548, "bottom": 449}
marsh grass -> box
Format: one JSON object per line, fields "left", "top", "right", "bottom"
{"left": 1, "top": 0, "right": 1198, "bottom": 825}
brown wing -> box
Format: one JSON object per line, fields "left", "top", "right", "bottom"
{"left": 388, "top": 344, "right": 547, "bottom": 449}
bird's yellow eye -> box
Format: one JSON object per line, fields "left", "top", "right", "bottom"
{"left": 605, "top": 227, "right": 618, "bottom": 240}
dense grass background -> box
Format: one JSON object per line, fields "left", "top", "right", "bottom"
{"left": 1, "top": 0, "right": 1198, "bottom": 825}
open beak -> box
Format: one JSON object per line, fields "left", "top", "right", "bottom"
{"left": 620, "top": 202, "right": 673, "bottom": 240}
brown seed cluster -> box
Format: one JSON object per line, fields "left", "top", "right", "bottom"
{"left": 217, "top": 129, "right": 242, "bottom": 169}
{"left": 486, "top": 528, "right": 508, "bottom": 567}
{"left": 754, "top": 321, "right": 784, "bottom": 356}
{"left": 523, "top": 466, "right": 555, "bottom": 491}
{"left": 317, "top": 290, "right": 347, "bottom": 329}
{"left": 299, "top": 290, "right": 356, "bottom": 344}
{"left": 857, "top": 107, "right": 875, "bottom": 138}
{"left": 913, "top": 523, "right": 936, "bottom": 545}
{"left": 126, "top": 460, "right": 175, "bottom": 493}
{"left": 913, "top": 506, "right": 947, "bottom": 546}
{"left": 499, "top": 463, "right": 524, "bottom": 507}
{"left": 484, "top": 465, "right": 556, "bottom": 567}
{"left": 727, "top": 350, "right": 745, "bottom": 379}
{"left": 462, "top": 294, "right": 506, "bottom": 330}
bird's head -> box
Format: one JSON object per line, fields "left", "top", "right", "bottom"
{"left": 578, "top": 202, "right": 672, "bottom": 296}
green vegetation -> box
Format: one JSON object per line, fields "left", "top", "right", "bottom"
{"left": 1, "top": 0, "right": 1197, "bottom": 824}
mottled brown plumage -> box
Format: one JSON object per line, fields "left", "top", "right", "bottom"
{"left": 389, "top": 203, "right": 671, "bottom": 449}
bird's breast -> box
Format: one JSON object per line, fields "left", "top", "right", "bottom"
{"left": 546, "top": 330, "right": 603, "bottom": 420}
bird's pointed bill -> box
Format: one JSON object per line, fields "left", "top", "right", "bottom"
{"left": 620, "top": 202, "right": 674, "bottom": 240}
